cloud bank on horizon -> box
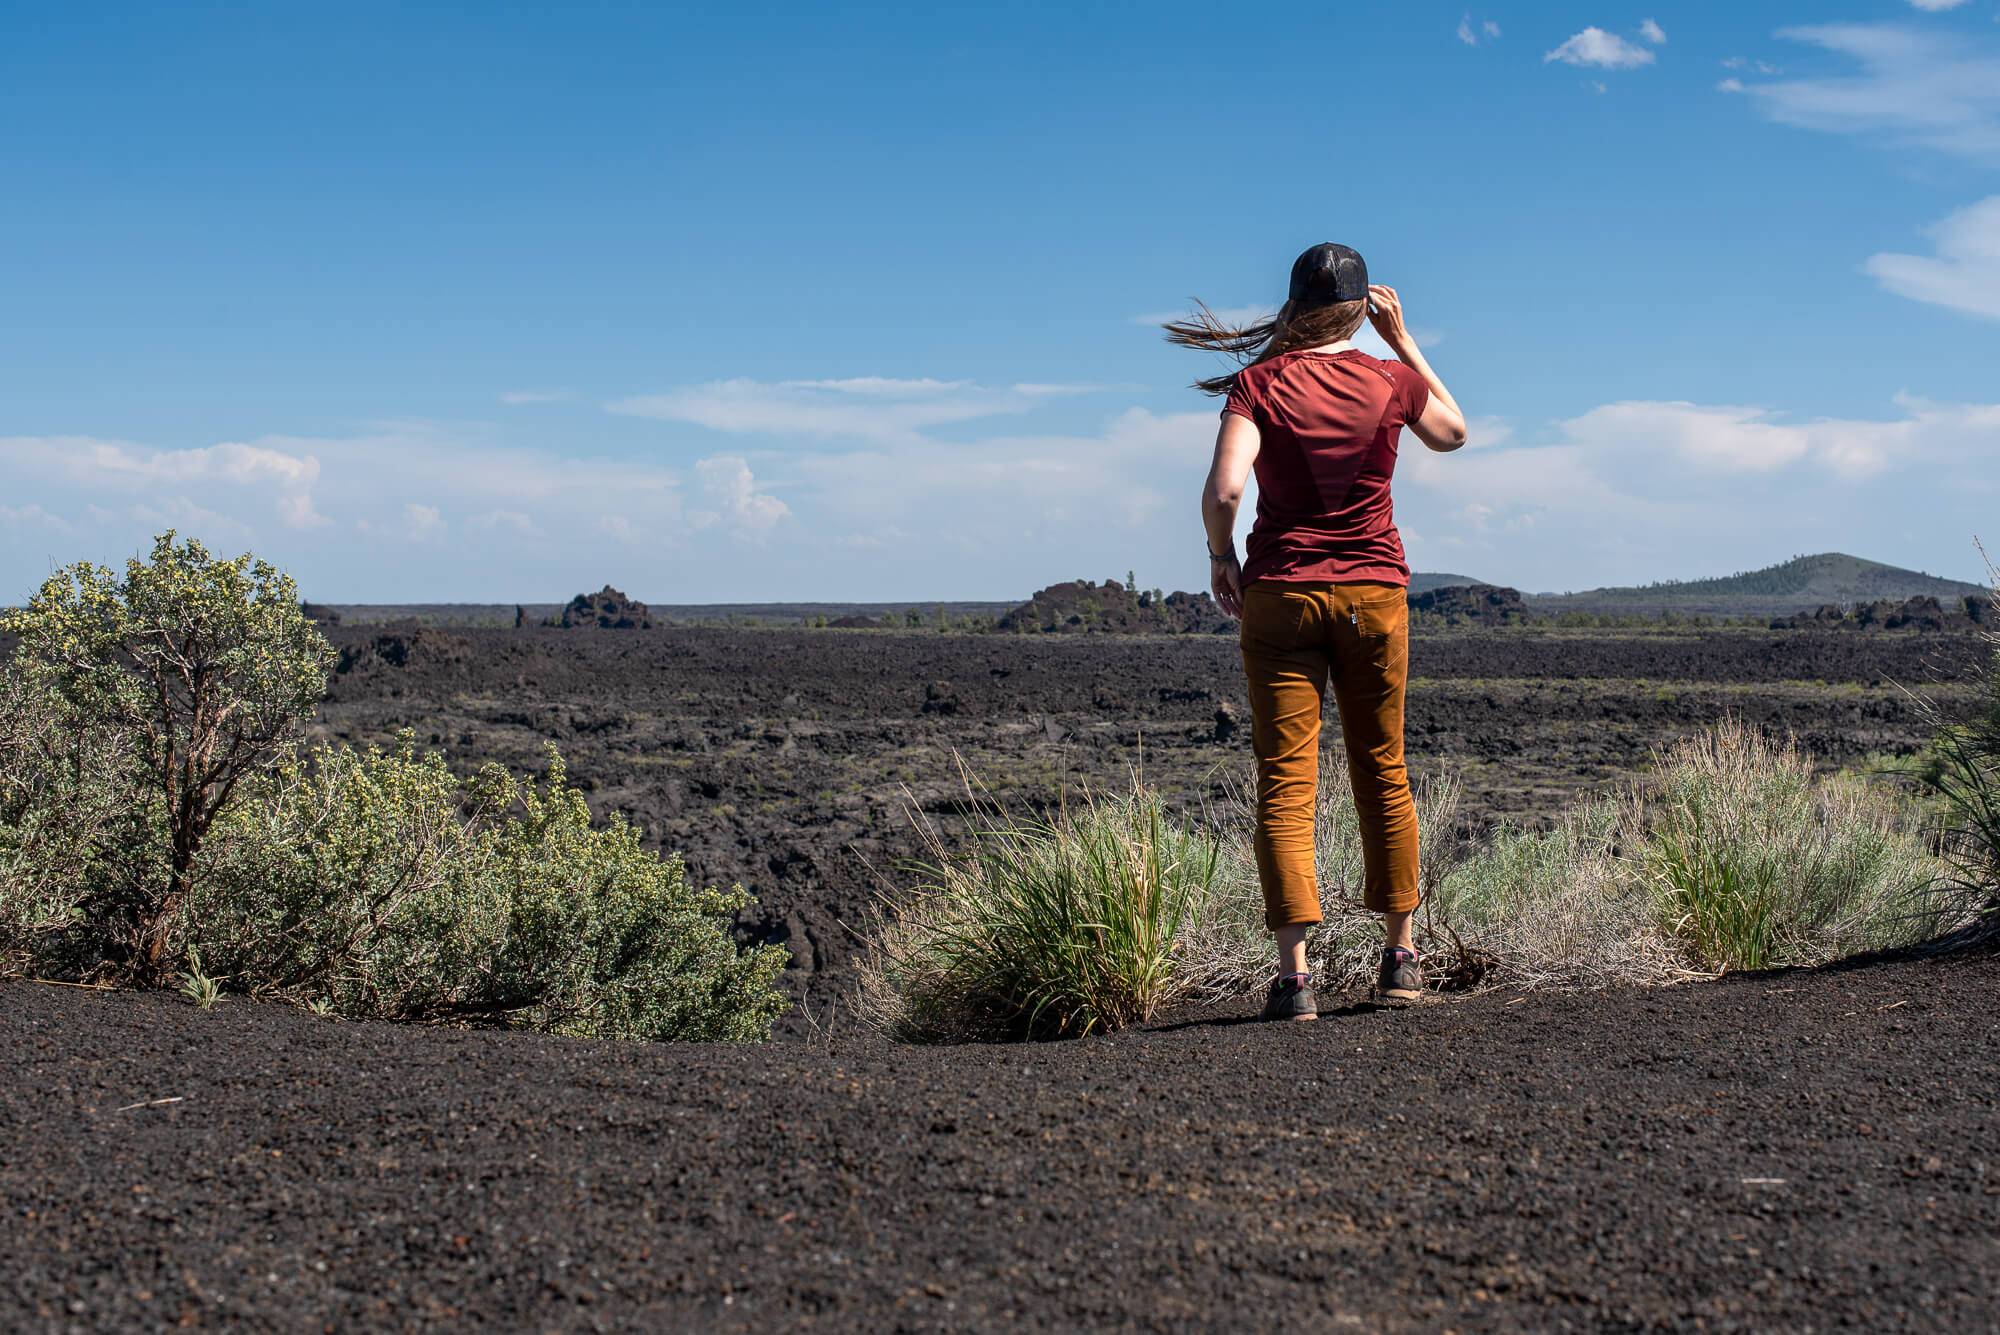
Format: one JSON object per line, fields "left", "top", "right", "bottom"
{"left": 2, "top": 3, "right": 1997, "bottom": 602}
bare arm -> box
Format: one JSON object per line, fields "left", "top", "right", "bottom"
{"left": 1367, "top": 284, "right": 1467, "bottom": 452}
{"left": 1201, "top": 411, "right": 1260, "bottom": 618}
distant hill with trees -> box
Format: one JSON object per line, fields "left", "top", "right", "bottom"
{"left": 1529, "top": 554, "right": 1990, "bottom": 618}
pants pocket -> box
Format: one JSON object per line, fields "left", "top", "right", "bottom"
{"left": 1342, "top": 586, "right": 1407, "bottom": 673}
{"left": 1240, "top": 585, "right": 1312, "bottom": 649}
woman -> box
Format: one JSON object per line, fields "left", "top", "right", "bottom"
{"left": 1167, "top": 242, "right": 1467, "bottom": 1022}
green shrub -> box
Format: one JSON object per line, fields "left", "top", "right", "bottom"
{"left": 191, "top": 737, "right": 509, "bottom": 1020}
{"left": 1915, "top": 564, "right": 2000, "bottom": 940}
{"left": 0, "top": 654, "right": 153, "bottom": 976}
{"left": 0, "top": 531, "right": 331, "bottom": 982}
{"left": 862, "top": 779, "right": 1247, "bottom": 1040}
{"left": 1, "top": 530, "right": 787, "bottom": 1043}
{"left": 478, "top": 749, "right": 789, "bottom": 1042}
{"left": 1636, "top": 721, "right": 1942, "bottom": 972}
{"left": 196, "top": 737, "right": 790, "bottom": 1042}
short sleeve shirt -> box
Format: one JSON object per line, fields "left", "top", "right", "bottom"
{"left": 1222, "top": 349, "right": 1430, "bottom": 586}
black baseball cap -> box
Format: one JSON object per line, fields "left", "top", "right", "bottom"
{"left": 1288, "top": 242, "right": 1369, "bottom": 306}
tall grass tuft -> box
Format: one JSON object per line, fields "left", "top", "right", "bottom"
{"left": 861, "top": 777, "right": 1253, "bottom": 1041}
{"left": 1431, "top": 801, "right": 1690, "bottom": 990}
{"left": 1637, "top": 721, "right": 1941, "bottom": 972}
{"left": 1912, "top": 554, "right": 2000, "bottom": 940}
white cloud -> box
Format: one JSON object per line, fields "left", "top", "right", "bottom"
{"left": 131, "top": 496, "right": 256, "bottom": 547}
{"left": 403, "top": 503, "right": 445, "bottom": 543}
{"left": 1397, "top": 395, "right": 2000, "bottom": 588}
{"left": 0, "top": 436, "right": 325, "bottom": 531}
{"left": 1906, "top": 0, "right": 1967, "bottom": 11}
{"left": 1639, "top": 19, "right": 1666, "bottom": 45}
{"left": 468, "top": 509, "right": 543, "bottom": 536}
{"left": 1456, "top": 14, "right": 1500, "bottom": 46}
{"left": 1, "top": 425, "right": 697, "bottom": 596}
{"left": 1545, "top": 27, "right": 1656, "bottom": 70}
{"left": 1718, "top": 78, "right": 1745, "bottom": 94}
{"left": 11, "top": 376, "right": 1996, "bottom": 603}
{"left": 1864, "top": 195, "right": 2000, "bottom": 320}
{"left": 788, "top": 406, "right": 1214, "bottom": 547}
{"left": 608, "top": 377, "right": 1098, "bottom": 445}
{"left": 0, "top": 503, "right": 72, "bottom": 532}
{"left": 692, "top": 456, "right": 790, "bottom": 537}
{"left": 1739, "top": 24, "right": 2000, "bottom": 160}
{"left": 277, "top": 493, "right": 330, "bottom": 530}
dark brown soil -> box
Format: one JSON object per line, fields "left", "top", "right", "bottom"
{"left": 5, "top": 949, "right": 1996, "bottom": 1331}
{"left": 309, "top": 624, "right": 1988, "bottom": 1030}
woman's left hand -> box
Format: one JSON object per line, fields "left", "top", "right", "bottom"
{"left": 1210, "top": 552, "right": 1244, "bottom": 618}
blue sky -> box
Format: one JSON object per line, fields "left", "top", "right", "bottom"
{"left": 4, "top": 1, "right": 1998, "bottom": 602}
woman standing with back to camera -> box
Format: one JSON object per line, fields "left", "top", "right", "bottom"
{"left": 1167, "top": 243, "right": 1468, "bottom": 1022}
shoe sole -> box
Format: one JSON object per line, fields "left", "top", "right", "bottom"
{"left": 1372, "top": 988, "right": 1421, "bottom": 1006}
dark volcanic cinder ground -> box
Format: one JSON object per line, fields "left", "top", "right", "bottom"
{"left": 310, "top": 623, "right": 1987, "bottom": 1026}
{"left": 4, "top": 950, "right": 1996, "bottom": 1331}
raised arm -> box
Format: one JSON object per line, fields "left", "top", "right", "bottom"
{"left": 1367, "top": 284, "right": 1467, "bottom": 452}
{"left": 1201, "top": 411, "right": 1260, "bottom": 618}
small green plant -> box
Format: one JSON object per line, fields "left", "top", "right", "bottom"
{"left": 178, "top": 948, "right": 221, "bottom": 1010}
{"left": 863, "top": 775, "right": 1242, "bottom": 1040}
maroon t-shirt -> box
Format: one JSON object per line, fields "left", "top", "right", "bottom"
{"left": 1222, "top": 348, "right": 1430, "bottom": 587}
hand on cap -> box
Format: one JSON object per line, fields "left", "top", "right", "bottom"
{"left": 1366, "top": 285, "right": 1411, "bottom": 351}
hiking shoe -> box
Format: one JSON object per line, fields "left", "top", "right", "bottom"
{"left": 1373, "top": 948, "right": 1423, "bottom": 1006}
{"left": 1261, "top": 973, "right": 1318, "bottom": 1023}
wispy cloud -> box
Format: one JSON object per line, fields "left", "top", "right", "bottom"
{"left": 1545, "top": 27, "right": 1657, "bottom": 70}
{"left": 1906, "top": 0, "right": 1968, "bottom": 11}
{"left": 403, "top": 503, "right": 446, "bottom": 543}
{"left": 1727, "top": 24, "right": 2000, "bottom": 161}
{"left": 1865, "top": 195, "right": 2000, "bottom": 320}
{"left": 608, "top": 377, "right": 1100, "bottom": 445}
{"left": 1638, "top": 18, "right": 1666, "bottom": 45}
{"left": 1456, "top": 14, "right": 1501, "bottom": 47}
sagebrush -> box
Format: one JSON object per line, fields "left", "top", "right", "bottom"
{"left": 0, "top": 532, "right": 789, "bottom": 1042}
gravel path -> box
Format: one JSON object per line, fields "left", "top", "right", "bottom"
{"left": 5, "top": 951, "right": 1997, "bottom": 1331}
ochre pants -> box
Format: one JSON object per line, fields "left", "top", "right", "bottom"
{"left": 1239, "top": 579, "right": 1420, "bottom": 928}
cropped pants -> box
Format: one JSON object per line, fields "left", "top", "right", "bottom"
{"left": 1238, "top": 579, "right": 1420, "bottom": 928}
